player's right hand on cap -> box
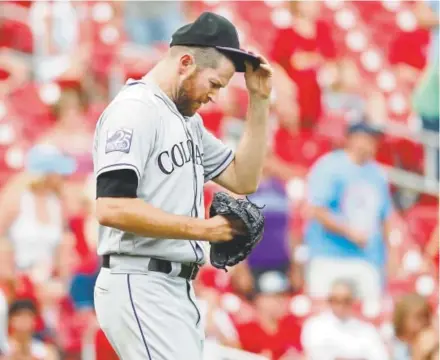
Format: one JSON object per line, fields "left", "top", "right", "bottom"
{"left": 204, "top": 215, "right": 246, "bottom": 243}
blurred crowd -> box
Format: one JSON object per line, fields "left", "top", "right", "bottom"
{"left": 0, "top": 1, "right": 438, "bottom": 360}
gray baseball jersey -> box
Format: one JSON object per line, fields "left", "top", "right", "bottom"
{"left": 93, "top": 77, "right": 234, "bottom": 264}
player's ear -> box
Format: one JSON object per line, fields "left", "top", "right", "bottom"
{"left": 178, "top": 54, "right": 196, "bottom": 75}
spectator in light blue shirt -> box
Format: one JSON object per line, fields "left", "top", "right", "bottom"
{"left": 304, "top": 121, "right": 394, "bottom": 302}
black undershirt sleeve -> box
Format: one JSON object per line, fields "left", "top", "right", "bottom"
{"left": 96, "top": 169, "right": 139, "bottom": 198}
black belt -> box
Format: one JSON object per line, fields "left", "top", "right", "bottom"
{"left": 102, "top": 255, "right": 200, "bottom": 280}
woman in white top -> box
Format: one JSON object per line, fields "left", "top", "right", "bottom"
{"left": 0, "top": 144, "right": 76, "bottom": 286}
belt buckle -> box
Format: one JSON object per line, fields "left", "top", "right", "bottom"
{"left": 189, "top": 264, "right": 200, "bottom": 280}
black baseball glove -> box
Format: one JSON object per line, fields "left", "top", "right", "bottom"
{"left": 209, "top": 192, "right": 265, "bottom": 271}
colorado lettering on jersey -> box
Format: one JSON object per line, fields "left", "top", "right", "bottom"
{"left": 157, "top": 139, "right": 203, "bottom": 175}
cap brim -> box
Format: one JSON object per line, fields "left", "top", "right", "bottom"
{"left": 251, "top": 270, "right": 291, "bottom": 297}
{"left": 27, "top": 156, "right": 77, "bottom": 176}
{"left": 215, "top": 46, "right": 261, "bottom": 72}
{"left": 57, "top": 157, "right": 77, "bottom": 176}
{"left": 348, "top": 127, "right": 383, "bottom": 137}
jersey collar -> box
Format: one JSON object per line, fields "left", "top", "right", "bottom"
{"left": 137, "top": 76, "right": 193, "bottom": 122}
{"left": 136, "top": 77, "right": 178, "bottom": 111}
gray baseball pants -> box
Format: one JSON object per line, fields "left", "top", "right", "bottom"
{"left": 94, "top": 257, "right": 205, "bottom": 360}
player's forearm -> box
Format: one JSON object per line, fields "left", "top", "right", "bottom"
{"left": 96, "top": 197, "right": 208, "bottom": 241}
{"left": 232, "top": 95, "right": 270, "bottom": 192}
{"left": 311, "top": 206, "right": 353, "bottom": 239}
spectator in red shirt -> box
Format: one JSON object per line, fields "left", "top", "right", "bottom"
{"left": 322, "top": 58, "right": 366, "bottom": 124}
{"left": 236, "top": 270, "right": 302, "bottom": 360}
{"left": 270, "top": 1, "right": 336, "bottom": 130}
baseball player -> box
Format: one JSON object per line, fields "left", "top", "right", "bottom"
{"left": 93, "top": 12, "right": 273, "bottom": 360}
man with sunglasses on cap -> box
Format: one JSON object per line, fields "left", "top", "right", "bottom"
{"left": 301, "top": 279, "right": 389, "bottom": 360}
{"left": 92, "top": 11, "right": 272, "bottom": 360}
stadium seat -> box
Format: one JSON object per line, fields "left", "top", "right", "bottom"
{"left": 274, "top": 128, "right": 333, "bottom": 170}
{"left": 221, "top": 292, "right": 257, "bottom": 325}
{"left": 404, "top": 204, "right": 438, "bottom": 249}
{"left": 376, "top": 135, "right": 398, "bottom": 167}
{"left": 94, "top": 329, "right": 119, "bottom": 360}
{"left": 198, "top": 265, "right": 233, "bottom": 294}
{"left": 0, "top": 19, "right": 33, "bottom": 53}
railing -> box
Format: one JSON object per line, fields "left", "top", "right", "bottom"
{"left": 382, "top": 121, "right": 439, "bottom": 197}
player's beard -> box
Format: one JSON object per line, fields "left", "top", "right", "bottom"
{"left": 175, "top": 72, "right": 200, "bottom": 117}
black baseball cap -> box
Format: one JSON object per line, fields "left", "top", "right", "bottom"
{"left": 170, "top": 12, "right": 260, "bottom": 72}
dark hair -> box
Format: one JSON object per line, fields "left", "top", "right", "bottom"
{"left": 171, "top": 46, "right": 224, "bottom": 70}
{"left": 9, "top": 299, "right": 38, "bottom": 317}
{"left": 51, "top": 87, "right": 89, "bottom": 119}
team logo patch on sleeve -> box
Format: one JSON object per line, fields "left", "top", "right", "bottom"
{"left": 105, "top": 128, "right": 133, "bottom": 154}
